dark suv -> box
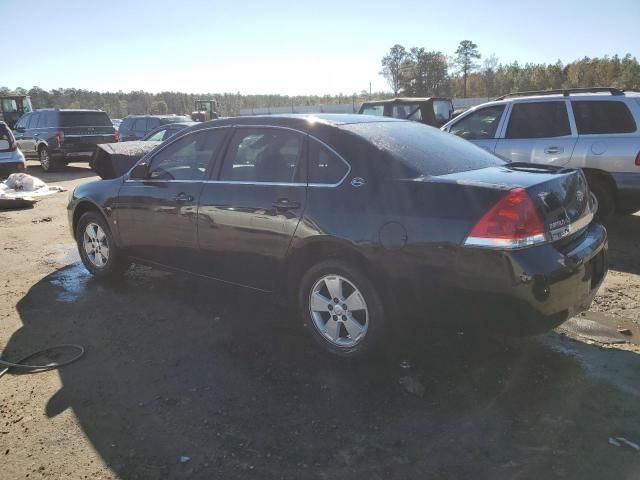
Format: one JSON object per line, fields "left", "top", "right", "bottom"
{"left": 13, "top": 109, "right": 117, "bottom": 171}
{"left": 118, "top": 115, "right": 193, "bottom": 142}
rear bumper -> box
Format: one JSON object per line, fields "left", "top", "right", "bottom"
{"left": 393, "top": 222, "right": 608, "bottom": 335}
{"left": 0, "top": 159, "right": 27, "bottom": 177}
{"left": 612, "top": 172, "right": 640, "bottom": 213}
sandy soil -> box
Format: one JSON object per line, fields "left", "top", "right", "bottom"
{"left": 1, "top": 163, "right": 639, "bottom": 479}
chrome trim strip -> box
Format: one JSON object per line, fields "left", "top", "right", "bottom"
{"left": 464, "top": 234, "right": 547, "bottom": 250}
{"left": 547, "top": 211, "right": 594, "bottom": 242}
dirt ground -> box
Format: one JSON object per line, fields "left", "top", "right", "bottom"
{"left": 1, "top": 163, "right": 639, "bottom": 479}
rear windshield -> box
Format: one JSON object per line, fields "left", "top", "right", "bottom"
{"left": 60, "top": 112, "right": 112, "bottom": 127}
{"left": 159, "top": 116, "right": 192, "bottom": 125}
{"left": 342, "top": 121, "right": 504, "bottom": 177}
{"left": 0, "top": 125, "right": 14, "bottom": 151}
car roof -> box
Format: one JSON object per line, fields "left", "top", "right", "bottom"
{"left": 33, "top": 108, "right": 105, "bottom": 113}
{"left": 361, "top": 97, "right": 450, "bottom": 105}
{"left": 196, "top": 114, "right": 404, "bottom": 129}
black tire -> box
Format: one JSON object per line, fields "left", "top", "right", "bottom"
{"left": 39, "top": 146, "right": 62, "bottom": 172}
{"left": 298, "top": 259, "right": 385, "bottom": 358}
{"left": 589, "top": 177, "right": 615, "bottom": 222}
{"left": 76, "top": 211, "right": 130, "bottom": 278}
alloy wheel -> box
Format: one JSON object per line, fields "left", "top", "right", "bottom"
{"left": 82, "top": 222, "right": 110, "bottom": 268}
{"left": 40, "top": 149, "right": 50, "bottom": 170}
{"left": 309, "top": 274, "right": 369, "bottom": 347}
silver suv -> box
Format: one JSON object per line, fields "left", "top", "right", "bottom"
{"left": 442, "top": 87, "right": 640, "bottom": 219}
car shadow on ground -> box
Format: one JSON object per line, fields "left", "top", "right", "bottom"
{"left": 4, "top": 263, "right": 640, "bottom": 479}
{"left": 24, "top": 161, "right": 97, "bottom": 183}
{"left": 606, "top": 213, "right": 640, "bottom": 276}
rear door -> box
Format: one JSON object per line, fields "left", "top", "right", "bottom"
{"left": 447, "top": 104, "right": 506, "bottom": 153}
{"left": 197, "top": 126, "right": 307, "bottom": 291}
{"left": 569, "top": 99, "right": 639, "bottom": 173}
{"left": 115, "top": 128, "right": 227, "bottom": 270}
{"left": 495, "top": 100, "right": 577, "bottom": 166}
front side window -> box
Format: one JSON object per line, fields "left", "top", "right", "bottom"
{"left": 361, "top": 105, "right": 384, "bottom": 116}
{"left": 572, "top": 101, "right": 636, "bottom": 134}
{"left": 450, "top": 105, "right": 505, "bottom": 140}
{"left": 30, "top": 113, "right": 42, "bottom": 128}
{"left": 433, "top": 100, "right": 453, "bottom": 124}
{"left": 15, "top": 113, "right": 32, "bottom": 130}
{"left": 220, "top": 128, "right": 304, "bottom": 183}
{"left": 506, "top": 101, "right": 571, "bottom": 139}
{"left": 145, "top": 128, "right": 168, "bottom": 142}
{"left": 147, "top": 129, "right": 225, "bottom": 181}
{"left": 308, "top": 139, "right": 349, "bottom": 185}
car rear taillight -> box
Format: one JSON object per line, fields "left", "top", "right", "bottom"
{"left": 464, "top": 188, "right": 546, "bottom": 249}
{"left": 54, "top": 130, "right": 65, "bottom": 146}
{"left": 635, "top": 151, "right": 640, "bottom": 166}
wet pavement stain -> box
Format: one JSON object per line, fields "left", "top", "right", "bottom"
{"left": 48, "top": 262, "right": 91, "bottom": 303}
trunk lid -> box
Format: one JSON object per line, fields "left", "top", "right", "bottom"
{"left": 434, "top": 163, "right": 593, "bottom": 240}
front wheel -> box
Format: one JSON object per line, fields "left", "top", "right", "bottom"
{"left": 298, "top": 260, "right": 385, "bottom": 358}
{"left": 76, "top": 211, "right": 130, "bottom": 278}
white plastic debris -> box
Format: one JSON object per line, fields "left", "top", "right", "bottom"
{"left": 0, "top": 173, "right": 65, "bottom": 200}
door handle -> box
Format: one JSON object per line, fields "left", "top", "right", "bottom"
{"left": 173, "top": 193, "right": 194, "bottom": 202}
{"left": 544, "top": 146, "right": 563, "bottom": 154}
{"left": 273, "top": 198, "right": 301, "bottom": 210}
{"left": 34, "top": 133, "right": 39, "bottom": 137}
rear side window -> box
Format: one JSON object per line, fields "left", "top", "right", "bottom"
{"left": 572, "top": 101, "right": 636, "bottom": 134}
{"left": 361, "top": 105, "right": 384, "bottom": 116}
{"left": 60, "top": 112, "right": 111, "bottom": 127}
{"left": 132, "top": 118, "right": 148, "bottom": 130}
{"left": 343, "top": 121, "right": 504, "bottom": 177}
{"left": 506, "top": 101, "right": 571, "bottom": 139}
{"left": 220, "top": 128, "right": 305, "bottom": 183}
{"left": 308, "top": 139, "right": 349, "bottom": 185}
{"left": 450, "top": 105, "right": 505, "bottom": 140}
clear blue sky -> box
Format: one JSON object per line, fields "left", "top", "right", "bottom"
{"left": 3, "top": 0, "right": 639, "bottom": 95}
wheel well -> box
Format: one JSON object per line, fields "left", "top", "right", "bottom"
{"left": 582, "top": 168, "right": 617, "bottom": 197}
{"left": 285, "top": 240, "right": 387, "bottom": 302}
{"left": 72, "top": 201, "right": 103, "bottom": 238}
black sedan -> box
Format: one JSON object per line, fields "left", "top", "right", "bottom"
{"left": 67, "top": 115, "right": 608, "bottom": 357}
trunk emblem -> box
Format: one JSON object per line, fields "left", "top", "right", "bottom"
{"left": 576, "top": 190, "right": 584, "bottom": 202}
{"left": 351, "top": 177, "right": 366, "bottom": 188}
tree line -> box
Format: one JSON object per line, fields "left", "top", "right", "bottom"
{"left": 2, "top": 44, "right": 639, "bottom": 118}
{"left": 0, "top": 87, "right": 377, "bottom": 119}
{"left": 380, "top": 41, "right": 640, "bottom": 98}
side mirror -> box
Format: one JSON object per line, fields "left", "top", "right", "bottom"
{"left": 129, "top": 162, "right": 149, "bottom": 180}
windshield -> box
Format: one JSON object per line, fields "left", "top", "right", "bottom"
{"left": 60, "top": 111, "right": 112, "bottom": 127}
{"left": 342, "top": 120, "right": 504, "bottom": 177}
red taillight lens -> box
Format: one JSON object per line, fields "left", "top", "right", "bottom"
{"left": 465, "top": 188, "right": 546, "bottom": 249}
{"left": 635, "top": 151, "right": 640, "bottom": 166}
{"left": 54, "top": 130, "right": 64, "bottom": 145}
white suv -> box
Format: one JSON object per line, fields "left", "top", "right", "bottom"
{"left": 442, "top": 87, "right": 640, "bottom": 219}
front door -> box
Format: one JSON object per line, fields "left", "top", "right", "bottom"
{"left": 115, "top": 128, "right": 226, "bottom": 270}
{"left": 13, "top": 113, "right": 35, "bottom": 157}
{"left": 197, "top": 126, "right": 307, "bottom": 291}
{"left": 447, "top": 104, "right": 506, "bottom": 153}
{"left": 495, "top": 100, "right": 577, "bottom": 166}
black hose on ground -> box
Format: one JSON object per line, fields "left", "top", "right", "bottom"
{"left": 0, "top": 344, "right": 85, "bottom": 380}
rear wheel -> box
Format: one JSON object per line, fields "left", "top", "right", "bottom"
{"left": 298, "top": 260, "right": 384, "bottom": 358}
{"left": 39, "top": 146, "right": 62, "bottom": 172}
{"left": 76, "top": 211, "right": 130, "bottom": 278}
